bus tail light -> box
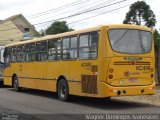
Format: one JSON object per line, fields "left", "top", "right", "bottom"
{"left": 151, "top": 74, "right": 154, "bottom": 78}
{"left": 109, "top": 74, "right": 113, "bottom": 79}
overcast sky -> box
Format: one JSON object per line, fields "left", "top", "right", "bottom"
{"left": 0, "top": 0, "right": 159, "bottom": 31}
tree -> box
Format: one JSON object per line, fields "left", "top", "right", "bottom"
{"left": 155, "top": 29, "right": 160, "bottom": 85}
{"left": 33, "top": 32, "right": 41, "bottom": 37}
{"left": 46, "top": 21, "right": 73, "bottom": 35}
{"left": 39, "top": 29, "right": 45, "bottom": 36}
{"left": 123, "top": 1, "right": 156, "bottom": 28}
{"left": 154, "top": 29, "right": 160, "bottom": 46}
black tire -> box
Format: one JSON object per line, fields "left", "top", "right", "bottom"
{"left": 0, "top": 81, "right": 4, "bottom": 87}
{"left": 13, "top": 76, "right": 22, "bottom": 92}
{"left": 106, "top": 97, "right": 111, "bottom": 100}
{"left": 57, "top": 79, "right": 69, "bottom": 101}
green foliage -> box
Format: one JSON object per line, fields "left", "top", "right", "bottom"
{"left": 154, "top": 29, "right": 160, "bottom": 46}
{"left": 123, "top": 1, "right": 156, "bottom": 28}
{"left": 46, "top": 21, "right": 73, "bottom": 35}
{"left": 39, "top": 29, "right": 45, "bottom": 36}
{"left": 33, "top": 32, "right": 41, "bottom": 37}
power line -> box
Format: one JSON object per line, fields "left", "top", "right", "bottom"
{"left": 32, "top": 0, "right": 128, "bottom": 30}
{"left": 0, "top": 5, "right": 131, "bottom": 40}
{"left": 0, "top": 0, "right": 113, "bottom": 30}
{"left": 68, "top": 4, "right": 131, "bottom": 25}
{"left": 27, "top": 0, "right": 90, "bottom": 18}
{"left": 36, "top": 2, "right": 131, "bottom": 31}
{"left": 33, "top": 0, "right": 128, "bottom": 26}
{"left": 0, "top": 0, "right": 129, "bottom": 32}
{"left": 35, "top": 0, "right": 115, "bottom": 23}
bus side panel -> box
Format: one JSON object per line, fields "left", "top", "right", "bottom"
{"left": 68, "top": 60, "right": 99, "bottom": 96}
{"left": 46, "top": 60, "right": 100, "bottom": 97}
{"left": 17, "top": 62, "right": 55, "bottom": 91}
{"left": 67, "top": 29, "right": 103, "bottom": 97}
{"left": 4, "top": 76, "right": 12, "bottom": 86}
{"left": 46, "top": 61, "right": 71, "bottom": 92}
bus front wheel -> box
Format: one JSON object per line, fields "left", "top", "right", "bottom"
{"left": 13, "top": 76, "right": 22, "bottom": 92}
{"left": 57, "top": 79, "right": 69, "bottom": 101}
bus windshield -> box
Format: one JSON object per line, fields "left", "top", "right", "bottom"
{"left": 108, "top": 29, "right": 152, "bottom": 54}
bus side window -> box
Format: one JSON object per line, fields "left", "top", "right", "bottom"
{"left": 26, "top": 43, "right": 36, "bottom": 61}
{"left": 10, "top": 47, "right": 17, "bottom": 62}
{"left": 79, "top": 32, "right": 98, "bottom": 60}
{"left": 90, "top": 32, "right": 98, "bottom": 59}
{"left": 62, "top": 36, "right": 78, "bottom": 60}
{"left": 17, "top": 45, "right": 26, "bottom": 62}
{"left": 48, "top": 39, "right": 61, "bottom": 60}
{"left": 69, "top": 36, "right": 78, "bottom": 59}
{"left": 36, "top": 41, "right": 47, "bottom": 61}
{"left": 62, "top": 37, "right": 70, "bottom": 59}
{"left": 4, "top": 48, "right": 10, "bottom": 68}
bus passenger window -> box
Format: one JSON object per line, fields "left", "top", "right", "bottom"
{"left": 26, "top": 43, "right": 36, "bottom": 61}
{"left": 48, "top": 39, "right": 61, "bottom": 60}
{"left": 79, "top": 32, "right": 98, "bottom": 60}
{"left": 36, "top": 41, "right": 47, "bottom": 61}
{"left": 62, "top": 36, "right": 78, "bottom": 60}
{"left": 17, "top": 45, "right": 26, "bottom": 62}
{"left": 70, "top": 36, "right": 78, "bottom": 59}
{"left": 4, "top": 48, "right": 10, "bottom": 68}
{"left": 79, "top": 35, "right": 89, "bottom": 47}
{"left": 63, "top": 38, "right": 70, "bottom": 59}
{"left": 90, "top": 32, "right": 98, "bottom": 59}
{"left": 10, "top": 47, "right": 17, "bottom": 62}
{"left": 90, "top": 32, "right": 98, "bottom": 46}
{"left": 63, "top": 38, "right": 70, "bottom": 49}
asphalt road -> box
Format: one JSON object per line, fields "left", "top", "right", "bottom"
{"left": 0, "top": 87, "right": 160, "bottom": 120}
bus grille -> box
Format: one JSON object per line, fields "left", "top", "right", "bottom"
{"left": 81, "top": 75, "right": 97, "bottom": 94}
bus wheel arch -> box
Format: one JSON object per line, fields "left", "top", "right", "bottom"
{"left": 56, "top": 75, "right": 69, "bottom": 101}
{"left": 12, "top": 74, "right": 22, "bottom": 92}
{"left": 12, "top": 73, "right": 17, "bottom": 87}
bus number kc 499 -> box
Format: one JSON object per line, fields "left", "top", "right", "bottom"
{"left": 136, "top": 66, "right": 150, "bottom": 71}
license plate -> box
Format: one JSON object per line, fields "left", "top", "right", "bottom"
{"left": 129, "top": 78, "right": 137, "bottom": 82}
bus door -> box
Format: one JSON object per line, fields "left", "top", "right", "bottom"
{"left": 3, "top": 48, "right": 12, "bottom": 85}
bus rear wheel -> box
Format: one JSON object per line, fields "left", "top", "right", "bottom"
{"left": 57, "top": 79, "right": 69, "bottom": 101}
{"left": 13, "top": 76, "right": 22, "bottom": 92}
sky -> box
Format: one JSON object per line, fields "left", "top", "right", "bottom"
{"left": 0, "top": 0, "right": 159, "bottom": 32}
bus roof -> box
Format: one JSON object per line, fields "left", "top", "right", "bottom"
{"left": 5, "top": 24, "right": 152, "bottom": 47}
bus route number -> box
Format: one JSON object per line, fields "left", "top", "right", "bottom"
{"left": 81, "top": 62, "right": 91, "bottom": 70}
{"left": 136, "top": 66, "right": 150, "bottom": 71}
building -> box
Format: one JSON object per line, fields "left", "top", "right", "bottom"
{"left": 0, "top": 14, "right": 38, "bottom": 45}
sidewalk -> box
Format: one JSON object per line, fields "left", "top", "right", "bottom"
{"left": 114, "top": 86, "right": 160, "bottom": 107}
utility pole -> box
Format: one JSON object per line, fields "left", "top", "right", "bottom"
{"left": 44, "top": 29, "right": 46, "bottom": 36}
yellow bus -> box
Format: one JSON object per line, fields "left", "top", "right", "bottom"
{"left": 3, "top": 24, "right": 155, "bottom": 101}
